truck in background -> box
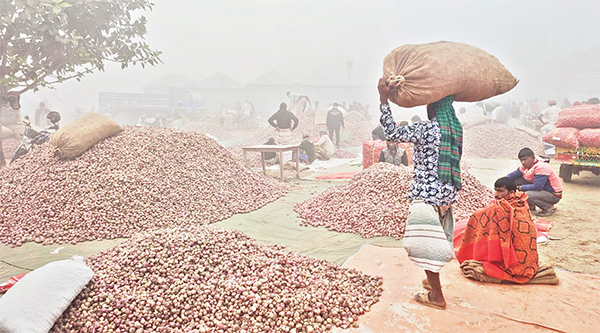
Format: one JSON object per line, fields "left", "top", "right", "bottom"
{"left": 98, "top": 89, "right": 205, "bottom": 125}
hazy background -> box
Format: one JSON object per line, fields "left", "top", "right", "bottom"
{"left": 19, "top": 0, "right": 600, "bottom": 121}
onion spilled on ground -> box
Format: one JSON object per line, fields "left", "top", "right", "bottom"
{"left": 0, "top": 127, "right": 285, "bottom": 246}
{"left": 51, "top": 226, "right": 383, "bottom": 333}
{"left": 295, "top": 163, "right": 492, "bottom": 239}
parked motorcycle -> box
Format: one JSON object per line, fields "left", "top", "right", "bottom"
{"left": 12, "top": 111, "right": 60, "bottom": 162}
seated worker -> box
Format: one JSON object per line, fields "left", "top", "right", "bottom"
{"left": 456, "top": 177, "right": 558, "bottom": 285}
{"left": 314, "top": 129, "right": 335, "bottom": 160}
{"left": 298, "top": 134, "right": 316, "bottom": 164}
{"left": 506, "top": 148, "right": 562, "bottom": 216}
{"left": 379, "top": 140, "right": 408, "bottom": 166}
{"left": 263, "top": 138, "right": 278, "bottom": 164}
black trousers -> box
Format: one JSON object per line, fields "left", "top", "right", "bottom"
{"left": 328, "top": 126, "right": 341, "bottom": 147}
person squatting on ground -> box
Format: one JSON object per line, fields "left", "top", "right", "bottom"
{"left": 326, "top": 103, "right": 345, "bottom": 148}
{"left": 505, "top": 148, "right": 562, "bottom": 217}
{"left": 378, "top": 78, "right": 462, "bottom": 310}
{"left": 298, "top": 134, "right": 316, "bottom": 165}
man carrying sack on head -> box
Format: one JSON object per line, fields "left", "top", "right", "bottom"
{"left": 378, "top": 78, "right": 463, "bottom": 310}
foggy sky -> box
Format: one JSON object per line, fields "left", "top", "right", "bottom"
{"left": 20, "top": 0, "right": 600, "bottom": 118}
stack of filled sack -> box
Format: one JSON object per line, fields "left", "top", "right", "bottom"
{"left": 543, "top": 104, "right": 600, "bottom": 150}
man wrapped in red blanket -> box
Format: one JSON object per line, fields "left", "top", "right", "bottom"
{"left": 456, "top": 177, "right": 539, "bottom": 283}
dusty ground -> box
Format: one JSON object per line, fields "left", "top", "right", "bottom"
{"left": 260, "top": 156, "right": 600, "bottom": 276}
{"left": 537, "top": 169, "right": 600, "bottom": 275}
{"left": 337, "top": 244, "right": 600, "bottom": 333}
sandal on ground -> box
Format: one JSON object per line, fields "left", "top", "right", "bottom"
{"left": 537, "top": 208, "right": 556, "bottom": 217}
{"left": 413, "top": 290, "right": 446, "bottom": 310}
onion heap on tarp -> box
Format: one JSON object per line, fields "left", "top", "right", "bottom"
{"left": 0, "top": 126, "right": 285, "bottom": 246}
{"left": 52, "top": 226, "right": 383, "bottom": 333}
{"left": 463, "top": 123, "right": 544, "bottom": 158}
{"left": 294, "top": 163, "right": 492, "bottom": 239}
{"left": 1, "top": 137, "right": 20, "bottom": 162}
{"left": 180, "top": 121, "right": 231, "bottom": 141}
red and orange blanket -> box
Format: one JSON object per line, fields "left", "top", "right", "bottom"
{"left": 456, "top": 192, "right": 540, "bottom": 283}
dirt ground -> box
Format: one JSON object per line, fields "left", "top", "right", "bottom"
{"left": 259, "top": 156, "right": 600, "bottom": 276}
{"left": 537, "top": 169, "right": 600, "bottom": 275}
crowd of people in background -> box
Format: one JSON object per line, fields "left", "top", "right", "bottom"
{"left": 454, "top": 96, "right": 600, "bottom": 137}
{"left": 260, "top": 93, "right": 379, "bottom": 166}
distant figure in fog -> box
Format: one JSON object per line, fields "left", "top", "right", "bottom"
{"left": 457, "top": 107, "right": 467, "bottom": 125}
{"left": 561, "top": 98, "right": 572, "bottom": 109}
{"left": 35, "top": 102, "right": 51, "bottom": 127}
{"left": 243, "top": 100, "right": 254, "bottom": 117}
{"left": 286, "top": 91, "right": 310, "bottom": 110}
{"left": 587, "top": 97, "right": 600, "bottom": 104}
{"left": 326, "top": 103, "right": 345, "bottom": 148}
{"left": 268, "top": 102, "right": 298, "bottom": 148}
{"left": 171, "top": 102, "right": 187, "bottom": 129}
{"left": 538, "top": 100, "right": 560, "bottom": 135}
{"left": 492, "top": 105, "right": 509, "bottom": 125}
{"left": 529, "top": 99, "right": 540, "bottom": 114}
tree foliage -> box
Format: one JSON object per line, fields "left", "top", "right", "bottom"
{"left": 0, "top": 0, "right": 162, "bottom": 94}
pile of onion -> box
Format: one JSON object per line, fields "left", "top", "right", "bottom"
{"left": 0, "top": 127, "right": 285, "bottom": 246}
{"left": 295, "top": 163, "right": 492, "bottom": 239}
{"left": 52, "top": 226, "right": 383, "bottom": 332}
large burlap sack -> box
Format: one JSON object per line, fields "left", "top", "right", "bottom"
{"left": 555, "top": 104, "right": 600, "bottom": 129}
{"left": 0, "top": 126, "right": 12, "bottom": 139}
{"left": 50, "top": 113, "right": 123, "bottom": 159}
{"left": 383, "top": 41, "right": 518, "bottom": 107}
{"left": 0, "top": 258, "right": 93, "bottom": 333}
{"left": 542, "top": 127, "right": 580, "bottom": 149}
{"left": 579, "top": 128, "right": 600, "bottom": 147}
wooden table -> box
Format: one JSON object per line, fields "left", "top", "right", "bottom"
{"left": 242, "top": 144, "right": 300, "bottom": 182}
